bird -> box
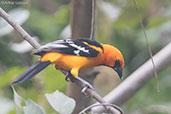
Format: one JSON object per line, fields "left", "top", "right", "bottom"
{"left": 11, "top": 38, "right": 124, "bottom": 91}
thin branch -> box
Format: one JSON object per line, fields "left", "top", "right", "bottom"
{"left": 133, "top": 0, "right": 159, "bottom": 92}
{"left": 67, "top": 73, "right": 122, "bottom": 114}
{"left": 0, "top": 7, "right": 41, "bottom": 49}
{"left": 0, "top": 7, "right": 122, "bottom": 114}
{"left": 90, "top": 42, "right": 171, "bottom": 113}
{"left": 90, "top": 0, "right": 95, "bottom": 40}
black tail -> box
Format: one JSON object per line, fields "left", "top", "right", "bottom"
{"left": 11, "top": 61, "right": 51, "bottom": 84}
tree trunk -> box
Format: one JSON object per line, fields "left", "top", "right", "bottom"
{"left": 67, "top": 0, "right": 98, "bottom": 113}
{"left": 71, "top": 0, "right": 92, "bottom": 38}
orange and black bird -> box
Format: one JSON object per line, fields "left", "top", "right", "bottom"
{"left": 11, "top": 39, "right": 124, "bottom": 90}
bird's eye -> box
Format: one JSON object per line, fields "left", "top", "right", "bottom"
{"left": 114, "top": 59, "right": 121, "bottom": 67}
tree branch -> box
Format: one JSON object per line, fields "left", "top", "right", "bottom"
{"left": 0, "top": 7, "right": 41, "bottom": 49}
{"left": 0, "top": 7, "right": 122, "bottom": 114}
{"left": 64, "top": 70, "right": 123, "bottom": 114}
{"left": 90, "top": 42, "right": 171, "bottom": 113}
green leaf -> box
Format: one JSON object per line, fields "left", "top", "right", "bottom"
{"left": 12, "top": 86, "right": 45, "bottom": 114}
{"left": 45, "top": 90, "right": 76, "bottom": 114}
{"left": 23, "top": 100, "right": 45, "bottom": 114}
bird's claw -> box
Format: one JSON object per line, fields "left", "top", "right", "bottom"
{"left": 79, "top": 78, "right": 94, "bottom": 96}
{"left": 65, "top": 72, "right": 71, "bottom": 82}
{"left": 65, "top": 75, "right": 70, "bottom": 82}
{"left": 64, "top": 73, "right": 94, "bottom": 96}
{"left": 81, "top": 84, "right": 94, "bottom": 96}
{"left": 81, "top": 86, "right": 89, "bottom": 96}
{"left": 82, "top": 80, "right": 94, "bottom": 90}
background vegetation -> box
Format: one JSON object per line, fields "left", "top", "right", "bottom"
{"left": 0, "top": 0, "right": 170, "bottom": 113}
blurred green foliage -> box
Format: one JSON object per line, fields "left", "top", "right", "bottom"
{"left": 0, "top": 67, "right": 25, "bottom": 88}
{"left": 24, "top": 5, "right": 69, "bottom": 43}
{"left": 125, "top": 67, "right": 171, "bottom": 113}
{"left": 42, "top": 65, "right": 66, "bottom": 93}
{"left": 0, "top": 0, "right": 170, "bottom": 113}
{"left": 0, "top": 41, "right": 19, "bottom": 66}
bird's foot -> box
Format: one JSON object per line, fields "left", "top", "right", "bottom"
{"left": 65, "top": 73, "right": 94, "bottom": 96}
{"left": 75, "top": 77, "right": 94, "bottom": 96}
{"left": 65, "top": 72, "right": 71, "bottom": 82}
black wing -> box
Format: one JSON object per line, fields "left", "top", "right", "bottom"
{"left": 34, "top": 39, "right": 103, "bottom": 57}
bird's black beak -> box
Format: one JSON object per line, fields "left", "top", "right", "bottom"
{"left": 113, "top": 59, "right": 122, "bottom": 79}
{"left": 113, "top": 66, "right": 122, "bottom": 79}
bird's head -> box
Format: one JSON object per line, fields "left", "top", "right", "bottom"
{"left": 102, "top": 44, "right": 124, "bottom": 79}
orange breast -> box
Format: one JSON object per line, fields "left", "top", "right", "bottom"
{"left": 40, "top": 52, "right": 104, "bottom": 71}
